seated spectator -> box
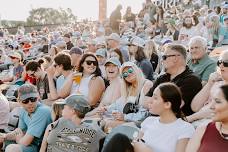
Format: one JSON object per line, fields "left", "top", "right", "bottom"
{"left": 25, "top": 61, "right": 50, "bottom": 100}
{"left": 0, "top": 90, "right": 10, "bottom": 132}
{"left": 48, "top": 46, "right": 58, "bottom": 58}
{"left": 0, "top": 84, "right": 52, "bottom": 152}
{"left": 47, "top": 53, "right": 72, "bottom": 100}
{"left": 186, "top": 84, "right": 228, "bottom": 152}
{"left": 103, "top": 133, "right": 134, "bottom": 152}
{"left": 40, "top": 55, "right": 53, "bottom": 71}
{"left": 69, "top": 47, "right": 83, "bottom": 71}
{"left": 41, "top": 95, "right": 106, "bottom": 152}
{"left": 96, "top": 48, "right": 107, "bottom": 77}
{"left": 86, "top": 57, "right": 121, "bottom": 116}
{"left": 59, "top": 53, "right": 105, "bottom": 107}
{"left": 188, "top": 36, "right": 216, "bottom": 85}
{"left": 134, "top": 83, "right": 195, "bottom": 152}
{"left": 218, "top": 15, "right": 228, "bottom": 46}
{"left": 63, "top": 33, "right": 74, "bottom": 50}
{"left": 100, "top": 62, "right": 153, "bottom": 129}
{"left": 146, "top": 44, "right": 202, "bottom": 116}
{"left": 129, "top": 36, "right": 154, "bottom": 80}
{"left": 188, "top": 50, "right": 228, "bottom": 125}
{"left": 109, "top": 48, "right": 124, "bottom": 64}
{"left": 1, "top": 52, "right": 23, "bottom": 84}
{"left": 39, "top": 100, "right": 64, "bottom": 152}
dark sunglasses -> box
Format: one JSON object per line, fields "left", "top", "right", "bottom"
{"left": 217, "top": 60, "right": 228, "bottom": 67}
{"left": 162, "top": 54, "right": 180, "bottom": 60}
{"left": 10, "top": 56, "right": 18, "bottom": 60}
{"left": 85, "top": 60, "right": 98, "bottom": 66}
{"left": 22, "top": 97, "right": 37, "bottom": 104}
{"left": 122, "top": 68, "right": 134, "bottom": 78}
{"left": 53, "top": 64, "right": 58, "bottom": 67}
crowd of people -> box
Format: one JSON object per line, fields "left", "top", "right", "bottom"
{"left": 0, "top": 0, "right": 228, "bottom": 152}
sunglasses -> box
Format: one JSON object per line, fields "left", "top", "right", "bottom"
{"left": 161, "top": 54, "right": 180, "bottom": 60}
{"left": 10, "top": 56, "right": 18, "bottom": 60}
{"left": 85, "top": 60, "right": 98, "bottom": 66}
{"left": 122, "top": 68, "right": 134, "bottom": 78}
{"left": 53, "top": 64, "right": 58, "bottom": 67}
{"left": 21, "top": 97, "right": 37, "bottom": 104}
{"left": 217, "top": 60, "right": 228, "bottom": 67}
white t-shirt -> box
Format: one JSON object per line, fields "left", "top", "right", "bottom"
{"left": 141, "top": 117, "right": 195, "bottom": 152}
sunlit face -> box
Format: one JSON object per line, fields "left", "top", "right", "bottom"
{"left": 184, "top": 17, "right": 192, "bottom": 26}
{"left": 211, "top": 89, "right": 228, "bottom": 122}
{"left": 20, "top": 98, "right": 38, "bottom": 114}
{"left": 71, "top": 54, "right": 82, "bottom": 67}
{"left": 122, "top": 66, "right": 136, "bottom": 83}
{"left": 189, "top": 41, "right": 206, "bottom": 60}
{"left": 62, "top": 105, "right": 75, "bottom": 120}
{"left": 82, "top": 56, "right": 97, "bottom": 74}
{"left": 218, "top": 53, "right": 228, "bottom": 81}
{"left": 162, "top": 49, "right": 180, "bottom": 73}
{"left": 148, "top": 87, "right": 168, "bottom": 115}
{"left": 96, "top": 55, "right": 106, "bottom": 65}
{"left": 105, "top": 63, "right": 119, "bottom": 79}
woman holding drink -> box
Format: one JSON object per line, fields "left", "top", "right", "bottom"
{"left": 59, "top": 53, "right": 105, "bottom": 108}
{"left": 187, "top": 50, "right": 228, "bottom": 126}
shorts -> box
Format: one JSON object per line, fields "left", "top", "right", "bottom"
{"left": 4, "top": 140, "right": 38, "bottom": 152}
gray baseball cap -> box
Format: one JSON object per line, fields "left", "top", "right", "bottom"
{"left": 105, "top": 57, "right": 121, "bottom": 67}
{"left": 64, "top": 94, "right": 91, "bottom": 115}
{"left": 18, "top": 84, "right": 39, "bottom": 101}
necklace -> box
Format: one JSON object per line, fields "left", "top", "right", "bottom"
{"left": 219, "top": 123, "right": 228, "bottom": 140}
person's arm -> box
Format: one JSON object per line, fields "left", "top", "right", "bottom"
{"left": 16, "top": 133, "right": 34, "bottom": 146}
{"left": 39, "top": 124, "right": 51, "bottom": 152}
{"left": 88, "top": 76, "right": 105, "bottom": 106}
{"left": 185, "top": 125, "right": 207, "bottom": 152}
{"left": 175, "top": 138, "right": 189, "bottom": 152}
{"left": 191, "top": 72, "right": 221, "bottom": 112}
{"left": 58, "top": 74, "right": 73, "bottom": 98}
{"left": 134, "top": 142, "right": 153, "bottom": 152}
{"left": 47, "top": 66, "right": 59, "bottom": 100}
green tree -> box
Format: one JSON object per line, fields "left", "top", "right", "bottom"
{"left": 26, "top": 7, "right": 77, "bottom": 26}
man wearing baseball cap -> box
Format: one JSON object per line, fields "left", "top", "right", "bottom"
{"left": 44, "top": 94, "right": 106, "bottom": 152}
{"left": 0, "top": 84, "right": 52, "bottom": 152}
{"left": 218, "top": 15, "right": 228, "bottom": 46}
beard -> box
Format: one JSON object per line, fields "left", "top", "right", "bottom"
{"left": 185, "top": 23, "right": 193, "bottom": 29}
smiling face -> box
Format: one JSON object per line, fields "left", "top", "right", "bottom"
{"left": 211, "top": 88, "right": 228, "bottom": 122}
{"left": 20, "top": 98, "right": 38, "bottom": 114}
{"left": 122, "top": 66, "right": 136, "bottom": 83}
{"left": 105, "top": 63, "right": 119, "bottom": 79}
{"left": 82, "top": 56, "right": 98, "bottom": 74}
{"left": 218, "top": 52, "right": 228, "bottom": 81}
{"left": 189, "top": 41, "right": 206, "bottom": 60}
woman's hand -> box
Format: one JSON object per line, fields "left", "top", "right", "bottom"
{"left": 96, "top": 106, "right": 107, "bottom": 116}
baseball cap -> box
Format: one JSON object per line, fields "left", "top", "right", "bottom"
{"left": 64, "top": 94, "right": 91, "bottom": 116}
{"left": 70, "top": 47, "right": 83, "bottom": 55}
{"left": 129, "top": 36, "right": 145, "bottom": 48}
{"left": 224, "top": 15, "right": 228, "bottom": 21}
{"left": 63, "top": 33, "right": 71, "bottom": 39}
{"left": 105, "top": 57, "right": 121, "bottom": 67}
{"left": 55, "top": 41, "right": 66, "bottom": 48}
{"left": 96, "top": 48, "right": 107, "bottom": 58}
{"left": 9, "top": 52, "right": 21, "bottom": 60}
{"left": 107, "top": 33, "right": 120, "bottom": 42}
{"left": 222, "top": 4, "right": 228, "bottom": 9}
{"left": 86, "top": 39, "right": 97, "bottom": 45}
{"left": 18, "top": 84, "right": 39, "bottom": 101}
{"left": 120, "top": 61, "right": 136, "bottom": 74}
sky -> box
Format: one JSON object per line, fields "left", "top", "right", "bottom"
{"left": 0, "top": 0, "right": 144, "bottom": 21}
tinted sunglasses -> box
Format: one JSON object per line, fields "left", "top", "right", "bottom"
{"left": 85, "top": 60, "right": 98, "bottom": 66}
{"left": 10, "top": 56, "right": 18, "bottom": 60}
{"left": 22, "top": 97, "right": 37, "bottom": 104}
{"left": 161, "top": 54, "right": 180, "bottom": 60}
{"left": 122, "top": 68, "right": 134, "bottom": 78}
{"left": 217, "top": 60, "right": 228, "bottom": 67}
{"left": 53, "top": 64, "right": 59, "bottom": 67}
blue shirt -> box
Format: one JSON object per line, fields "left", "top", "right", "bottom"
{"left": 18, "top": 102, "right": 52, "bottom": 147}
{"left": 219, "top": 25, "right": 228, "bottom": 44}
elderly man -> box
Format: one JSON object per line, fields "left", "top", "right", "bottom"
{"left": 188, "top": 36, "right": 216, "bottom": 85}
{"left": 0, "top": 84, "right": 52, "bottom": 152}
{"left": 146, "top": 44, "right": 202, "bottom": 116}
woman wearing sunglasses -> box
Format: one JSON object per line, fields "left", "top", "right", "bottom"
{"left": 186, "top": 84, "right": 228, "bottom": 152}
{"left": 59, "top": 53, "right": 105, "bottom": 108}
{"left": 100, "top": 62, "right": 153, "bottom": 130}
{"left": 187, "top": 50, "right": 228, "bottom": 127}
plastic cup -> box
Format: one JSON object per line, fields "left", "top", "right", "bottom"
{"left": 73, "top": 72, "right": 82, "bottom": 84}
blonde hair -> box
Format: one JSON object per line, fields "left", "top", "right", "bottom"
{"left": 144, "top": 40, "right": 157, "bottom": 59}
{"left": 120, "top": 63, "right": 145, "bottom": 101}
{"left": 209, "top": 15, "right": 220, "bottom": 37}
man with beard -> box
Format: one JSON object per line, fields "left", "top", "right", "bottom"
{"left": 146, "top": 44, "right": 202, "bottom": 116}
{"left": 178, "top": 16, "right": 197, "bottom": 44}
{"left": 0, "top": 84, "right": 52, "bottom": 152}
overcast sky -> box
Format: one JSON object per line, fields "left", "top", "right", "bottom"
{"left": 0, "top": 0, "right": 144, "bottom": 21}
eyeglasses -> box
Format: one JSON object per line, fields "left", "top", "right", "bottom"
{"left": 9, "top": 56, "right": 18, "bottom": 60}
{"left": 122, "top": 68, "right": 134, "bottom": 78}
{"left": 21, "top": 97, "right": 37, "bottom": 104}
{"left": 217, "top": 60, "right": 228, "bottom": 67}
{"left": 53, "top": 64, "right": 58, "bottom": 67}
{"left": 162, "top": 54, "right": 181, "bottom": 60}
{"left": 85, "top": 60, "right": 98, "bottom": 66}
{"left": 29, "top": 71, "right": 36, "bottom": 77}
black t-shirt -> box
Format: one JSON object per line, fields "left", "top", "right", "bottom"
{"left": 110, "top": 10, "right": 121, "bottom": 30}
{"left": 150, "top": 53, "right": 159, "bottom": 71}
{"left": 146, "top": 67, "right": 202, "bottom": 116}
{"left": 66, "top": 41, "right": 74, "bottom": 50}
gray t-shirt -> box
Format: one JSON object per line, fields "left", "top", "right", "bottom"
{"left": 47, "top": 118, "right": 106, "bottom": 152}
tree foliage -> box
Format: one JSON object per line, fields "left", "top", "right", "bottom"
{"left": 26, "top": 7, "right": 77, "bottom": 25}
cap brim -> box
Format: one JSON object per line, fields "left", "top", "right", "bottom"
{"left": 19, "top": 93, "right": 39, "bottom": 101}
